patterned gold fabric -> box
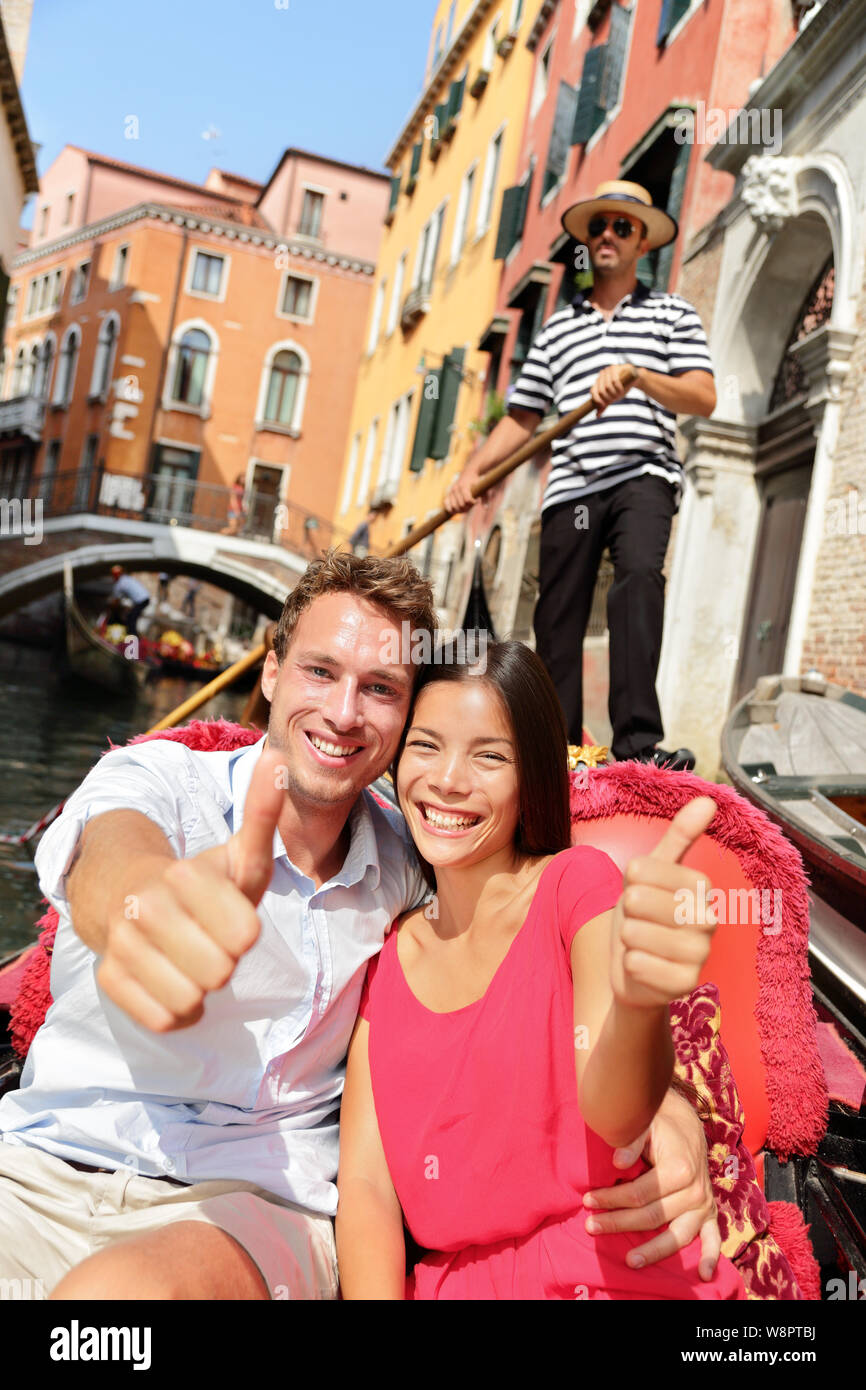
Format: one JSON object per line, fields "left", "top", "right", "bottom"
{"left": 670, "top": 985, "right": 803, "bottom": 1299}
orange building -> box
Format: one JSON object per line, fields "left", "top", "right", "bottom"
{"left": 0, "top": 144, "right": 389, "bottom": 539}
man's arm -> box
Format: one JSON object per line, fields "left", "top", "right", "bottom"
{"left": 583, "top": 1086, "right": 721, "bottom": 1279}
{"left": 591, "top": 365, "right": 716, "bottom": 418}
{"left": 64, "top": 749, "right": 287, "bottom": 1032}
{"left": 443, "top": 406, "right": 541, "bottom": 514}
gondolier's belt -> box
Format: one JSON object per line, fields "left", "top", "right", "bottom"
{"left": 66, "top": 1158, "right": 187, "bottom": 1187}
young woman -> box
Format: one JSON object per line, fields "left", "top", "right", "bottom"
{"left": 336, "top": 642, "right": 745, "bottom": 1300}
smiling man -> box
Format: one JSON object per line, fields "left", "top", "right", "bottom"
{"left": 0, "top": 552, "right": 433, "bottom": 1301}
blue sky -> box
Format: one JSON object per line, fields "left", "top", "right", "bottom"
{"left": 18, "top": 0, "right": 437, "bottom": 208}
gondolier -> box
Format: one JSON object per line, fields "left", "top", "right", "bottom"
{"left": 446, "top": 181, "right": 716, "bottom": 769}
{"left": 110, "top": 565, "right": 150, "bottom": 637}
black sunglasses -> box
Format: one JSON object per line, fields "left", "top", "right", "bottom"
{"left": 587, "top": 215, "right": 637, "bottom": 239}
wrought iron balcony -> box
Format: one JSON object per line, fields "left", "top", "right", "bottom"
{"left": 0, "top": 394, "right": 46, "bottom": 442}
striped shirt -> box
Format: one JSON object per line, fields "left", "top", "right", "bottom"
{"left": 508, "top": 282, "right": 714, "bottom": 513}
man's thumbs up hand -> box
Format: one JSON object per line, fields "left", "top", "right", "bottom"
{"left": 610, "top": 797, "right": 719, "bottom": 1011}
{"left": 97, "top": 748, "right": 288, "bottom": 1033}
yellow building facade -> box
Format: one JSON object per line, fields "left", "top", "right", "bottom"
{"left": 334, "top": 0, "right": 534, "bottom": 616}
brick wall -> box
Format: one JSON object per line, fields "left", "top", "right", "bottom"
{"left": 800, "top": 257, "right": 866, "bottom": 695}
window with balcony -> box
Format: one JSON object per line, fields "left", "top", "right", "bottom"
{"left": 299, "top": 189, "right": 325, "bottom": 238}
{"left": 190, "top": 250, "right": 227, "bottom": 298}
{"left": 11, "top": 347, "right": 27, "bottom": 397}
{"left": 170, "top": 327, "right": 212, "bottom": 407}
{"left": 70, "top": 261, "right": 90, "bottom": 304}
{"left": 279, "top": 273, "right": 315, "bottom": 320}
{"left": 263, "top": 349, "right": 301, "bottom": 428}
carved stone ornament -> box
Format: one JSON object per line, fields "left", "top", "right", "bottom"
{"left": 741, "top": 155, "right": 801, "bottom": 233}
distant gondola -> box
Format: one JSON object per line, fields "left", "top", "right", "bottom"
{"left": 63, "top": 563, "right": 155, "bottom": 694}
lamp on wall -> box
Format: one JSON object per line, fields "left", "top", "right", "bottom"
{"left": 414, "top": 348, "right": 476, "bottom": 385}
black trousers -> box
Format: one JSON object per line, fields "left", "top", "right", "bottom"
{"left": 533, "top": 474, "right": 677, "bottom": 760}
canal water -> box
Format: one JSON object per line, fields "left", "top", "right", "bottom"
{"left": 0, "top": 642, "right": 254, "bottom": 957}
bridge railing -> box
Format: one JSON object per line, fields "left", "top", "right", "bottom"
{"left": 26, "top": 468, "right": 351, "bottom": 560}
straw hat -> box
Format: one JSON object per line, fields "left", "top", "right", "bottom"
{"left": 561, "top": 180, "right": 678, "bottom": 250}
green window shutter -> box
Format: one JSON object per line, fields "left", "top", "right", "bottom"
{"left": 493, "top": 178, "right": 530, "bottom": 259}
{"left": 448, "top": 73, "right": 466, "bottom": 124}
{"left": 409, "top": 371, "right": 442, "bottom": 471}
{"left": 494, "top": 185, "right": 523, "bottom": 259}
{"left": 654, "top": 140, "right": 690, "bottom": 290}
{"left": 599, "top": 4, "right": 631, "bottom": 111}
{"left": 430, "top": 348, "right": 465, "bottom": 460}
{"left": 571, "top": 45, "right": 607, "bottom": 145}
{"left": 410, "top": 141, "right": 423, "bottom": 180}
{"left": 542, "top": 82, "right": 578, "bottom": 200}
{"left": 434, "top": 100, "right": 449, "bottom": 140}
{"left": 657, "top": 0, "right": 689, "bottom": 45}
{"left": 388, "top": 174, "right": 401, "bottom": 213}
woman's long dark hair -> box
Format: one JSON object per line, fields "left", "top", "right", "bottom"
{"left": 392, "top": 639, "right": 572, "bottom": 887}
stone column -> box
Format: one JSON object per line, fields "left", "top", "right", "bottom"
{"left": 656, "top": 418, "right": 760, "bottom": 775}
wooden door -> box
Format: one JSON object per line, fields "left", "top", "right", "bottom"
{"left": 734, "top": 461, "right": 812, "bottom": 700}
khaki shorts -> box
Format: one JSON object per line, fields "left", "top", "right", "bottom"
{"left": 0, "top": 1141, "right": 338, "bottom": 1300}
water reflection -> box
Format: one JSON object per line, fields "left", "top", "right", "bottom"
{"left": 0, "top": 643, "right": 255, "bottom": 956}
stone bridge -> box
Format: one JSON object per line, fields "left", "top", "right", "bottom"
{"left": 0, "top": 469, "right": 347, "bottom": 620}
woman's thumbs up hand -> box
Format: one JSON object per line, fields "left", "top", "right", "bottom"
{"left": 610, "top": 797, "right": 719, "bottom": 1011}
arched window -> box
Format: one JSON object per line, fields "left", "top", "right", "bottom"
{"left": 11, "top": 347, "right": 27, "bottom": 397}
{"left": 90, "top": 315, "right": 119, "bottom": 399}
{"left": 34, "top": 336, "right": 55, "bottom": 399}
{"left": 27, "top": 344, "right": 40, "bottom": 394}
{"left": 263, "top": 349, "right": 302, "bottom": 427}
{"left": 54, "top": 327, "right": 81, "bottom": 406}
{"left": 171, "top": 327, "right": 211, "bottom": 406}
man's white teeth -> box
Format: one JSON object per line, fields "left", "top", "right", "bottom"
{"left": 310, "top": 734, "right": 358, "bottom": 757}
{"left": 422, "top": 805, "right": 480, "bottom": 829}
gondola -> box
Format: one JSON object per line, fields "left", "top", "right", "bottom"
{"left": 722, "top": 671, "right": 866, "bottom": 1289}
{"left": 63, "top": 563, "right": 155, "bottom": 695}
{"left": 721, "top": 671, "right": 866, "bottom": 1040}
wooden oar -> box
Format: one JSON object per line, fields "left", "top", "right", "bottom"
{"left": 146, "top": 642, "right": 267, "bottom": 732}
{"left": 384, "top": 364, "right": 637, "bottom": 559}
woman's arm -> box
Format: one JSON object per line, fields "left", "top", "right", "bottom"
{"left": 571, "top": 911, "right": 674, "bottom": 1148}
{"left": 336, "top": 1016, "right": 407, "bottom": 1300}
{"left": 571, "top": 798, "right": 720, "bottom": 1149}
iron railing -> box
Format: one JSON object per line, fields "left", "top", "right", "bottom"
{"left": 14, "top": 467, "right": 351, "bottom": 561}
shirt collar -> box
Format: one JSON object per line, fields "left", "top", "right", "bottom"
{"left": 572, "top": 279, "right": 651, "bottom": 313}
{"left": 228, "top": 736, "right": 382, "bottom": 889}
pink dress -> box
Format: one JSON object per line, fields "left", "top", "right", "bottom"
{"left": 358, "top": 845, "right": 745, "bottom": 1301}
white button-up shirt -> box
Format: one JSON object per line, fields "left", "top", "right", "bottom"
{"left": 0, "top": 736, "right": 426, "bottom": 1214}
